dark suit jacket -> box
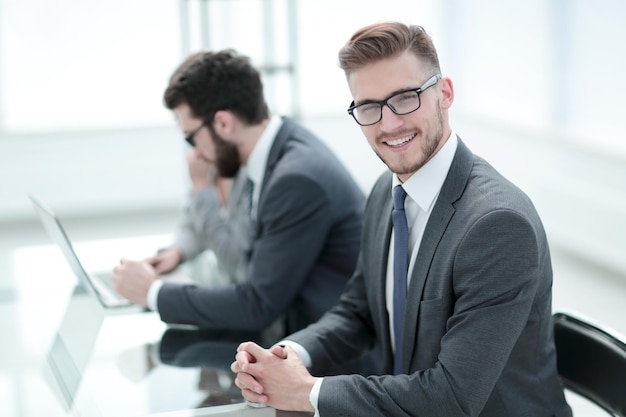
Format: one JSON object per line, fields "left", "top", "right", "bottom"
{"left": 288, "top": 138, "right": 572, "bottom": 416}
{"left": 157, "top": 118, "right": 365, "bottom": 339}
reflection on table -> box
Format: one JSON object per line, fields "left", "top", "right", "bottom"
{"left": 0, "top": 235, "right": 312, "bottom": 417}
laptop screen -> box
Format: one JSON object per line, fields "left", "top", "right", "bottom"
{"left": 29, "top": 195, "right": 108, "bottom": 303}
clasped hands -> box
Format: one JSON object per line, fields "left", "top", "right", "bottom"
{"left": 230, "top": 341, "right": 318, "bottom": 412}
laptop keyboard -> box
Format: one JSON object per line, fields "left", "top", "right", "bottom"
{"left": 92, "top": 270, "right": 116, "bottom": 292}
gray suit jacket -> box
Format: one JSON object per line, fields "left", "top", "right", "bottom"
{"left": 157, "top": 118, "right": 365, "bottom": 339}
{"left": 288, "top": 138, "right": 572, "bottom": 416}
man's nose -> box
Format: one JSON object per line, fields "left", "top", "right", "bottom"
{"left": 379, "top": 104, "right": 403, "bottom": 132}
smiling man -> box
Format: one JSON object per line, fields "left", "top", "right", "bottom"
{"left": 231, "top": 22, "right": 573, "bottom": 417}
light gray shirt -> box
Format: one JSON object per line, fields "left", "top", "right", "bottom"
{"left": 147, "top": 166, "right": 252, "bottom": 310}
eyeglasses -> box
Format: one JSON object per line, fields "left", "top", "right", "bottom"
{"left": 347, "top": 74, "right": 442, "bottom": 126}
{"left": 184, "top": 121, "right": 206, "bottom": 147}
{"left": 184, "top": 117, "right": 213, "bottom": 147}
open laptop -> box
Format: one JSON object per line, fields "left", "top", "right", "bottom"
{"left": 29, "top": 194, "right": 189, "bottom": 309}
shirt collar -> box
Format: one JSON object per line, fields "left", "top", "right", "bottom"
{"left": 392, "top": 131, "right": 458, "bottom": 212}
{"left": 246, "top": 115, "right": 283, "bottom": 186}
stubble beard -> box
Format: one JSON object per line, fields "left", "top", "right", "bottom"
{"left": 374, "top": 106, "right": 444, "bottom": 178}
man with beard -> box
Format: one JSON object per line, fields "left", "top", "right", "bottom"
{"left": 231, "top": 22, "right": 572, "bottom": 416}
{"left": 112, "top": 50, "right": 370, "bottom": 356}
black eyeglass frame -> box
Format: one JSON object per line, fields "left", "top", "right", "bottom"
{"left": 184, "top": 116, "right": 214, "bottom": 147}
{"left": 347, "top": 73, "right": 442, "bottom": 126}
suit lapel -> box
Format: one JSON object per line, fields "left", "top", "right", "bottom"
{"left": 401, "top": 138, "right": 474, "bottom": 371}
{"left": 375, "top": 190, "right": 394, "bottom": 369}
{"left": 251, "top": 117, "right": 293, "bottom": 237}
{"left": 401, "top": 201, "right": 454, "bottom": 371}
{"left": 259, "top": 116, "right": 293, "bottom": 197}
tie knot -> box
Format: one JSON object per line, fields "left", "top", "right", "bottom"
{"left": 393, "top": 185, "right": 407, "bottom": 210}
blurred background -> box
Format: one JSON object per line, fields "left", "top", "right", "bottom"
{"left": 1, "top": 0, "right": 625, "bottom": 308}
{"left": 1, "top": 0, "right": 625, "bottom": 272}
{"left": 0, "top": 0, "right": 625, "bottom": 415}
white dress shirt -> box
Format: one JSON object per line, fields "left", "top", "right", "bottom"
{"left": 245, "top": 115, "right": 283, "bottom": 220}
{"left": 386, "top": 132, "right": 457, "bottom": 352}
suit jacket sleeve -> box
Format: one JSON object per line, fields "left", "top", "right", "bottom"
{"left": 158, "top": 173, "right": 334, "bottom": 330}
{"left": 293, "top": 199, "right": 546, "bottom": 416}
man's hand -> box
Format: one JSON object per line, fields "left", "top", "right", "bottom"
{"left": 112, "top": 259, "right": 157, "bottom": 306}
{"left": 231, "top": 342, "right": 317, "bottom": 412}
{"left": 145, "top": 248, "right": 182, "bottom": 275}
{"left": 186, "top": 148, "right": 215, "bottom": 192}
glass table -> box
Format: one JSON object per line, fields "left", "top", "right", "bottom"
{"left": 0, "top": 235, "right": 311, "bottom": 417}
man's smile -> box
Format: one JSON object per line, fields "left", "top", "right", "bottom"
{"left": 383, "top": 132, "right": 416, "bottom": 148}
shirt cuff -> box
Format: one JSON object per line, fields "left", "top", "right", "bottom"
{"left": 147, "top": 279, "right": 164, "bottom": 312}
{"left": 309, "top": 377, "right": 323, "bottom": 417}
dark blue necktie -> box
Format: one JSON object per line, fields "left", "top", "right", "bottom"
{"left": 392, "top": 185, "right": 409, "bottom": 375}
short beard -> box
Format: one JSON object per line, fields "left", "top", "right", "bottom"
{"left": 207, "top": 125, "right": 241, "bottom": 178}
{"left": 375, "top": 104, "right": 444, "bottom": 176}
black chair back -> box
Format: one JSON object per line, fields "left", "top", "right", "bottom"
{"left": 553, "top": 312, "right": 626, "bottom": 417}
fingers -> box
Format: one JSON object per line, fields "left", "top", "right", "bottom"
{"left": 233, "top": 370, "right": 266, "bottom": 398}
{"left": 113, "top": 259, "right": 137, "bottom": 276}
{"left": 233, "top": 342, "right": 289, "bottom": 374}
{"left": 112, "top": 262, "right": 125, "bottom": 277}
{"left": 269, "top": 344, "right": 287, "bottom": 359}
{"left": 143, "top": 255, "right": 159, "bottom": 266}
{"left": 231, "top": 350, "right": 255, "bottom": 373}
{"left": 236, "top": 341, "right": 268, "bottom": 361}
{"left": 152, "top": 259, "right": 172, "bottom": 275}
{"left": 240, "top": 388, "right": 268, "bottom": 405}
{"left": 232, "top": 360, "right": 268, "bottom": 404}
{"left": 232, "top": 342, "right": 300, "bottom": 409}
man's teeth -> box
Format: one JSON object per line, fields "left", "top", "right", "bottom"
{"left": 387, "top": 134, "right": 413, "bottom": 146}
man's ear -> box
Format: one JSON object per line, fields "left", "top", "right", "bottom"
{"left": 440, "top": 77, "right": 454, "bottom": 110}
{"left": 212, "top": 110, "right": 236, "bottom": 136}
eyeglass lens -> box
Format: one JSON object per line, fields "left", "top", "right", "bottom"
{"left": 349, "top": 74, "right": 441, "bottom": 126}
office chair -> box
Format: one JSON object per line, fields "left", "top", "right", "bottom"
{"left": 553, "top": 311, "right": 626, "bottom": 417}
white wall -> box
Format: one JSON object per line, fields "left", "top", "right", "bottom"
{"left": 308, "top": 114, "right": 626, "bottom": 276}
{"left": 0, "top": 126, "right": 188, "bottom": 221}
{"left": 452, "top": 114, "right": 626, "bottom": 276}
{"left": 3, "top": 113, "right": 623, "bottom": 278}
{"left": 1, "top": 0, "right": 625, "bottom": 278}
